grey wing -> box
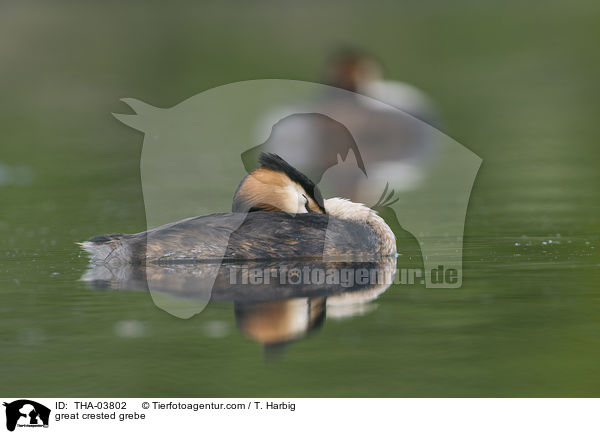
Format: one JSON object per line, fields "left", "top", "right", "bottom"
{"left": 223, "top": 212, "right": 377, "bottom": 260}
{"left": 83, "top": 212, "right": 377, "bottom": 264}
{"left": 143, "top": 213, "right": 248, "bottom": 262}
{"left": 145, "top": 212, "right": 377, "bottom": 262}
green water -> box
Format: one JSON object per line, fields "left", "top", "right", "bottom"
{"left": 1, "top": 0, "right": 599, "bottom": 397}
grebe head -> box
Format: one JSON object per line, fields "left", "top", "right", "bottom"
{"left": 233, "top": 153, "right": 326, "bottom": 214}
{"left": 326, "top": 49, "right": 382, "bottom": 92}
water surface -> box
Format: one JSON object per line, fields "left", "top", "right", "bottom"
{"left": 1, "top": 0, "right": 599, "bottom": 397}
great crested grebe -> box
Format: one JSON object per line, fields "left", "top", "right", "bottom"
{"left": 80, "top": 153, "right": 396, "bottom": 264}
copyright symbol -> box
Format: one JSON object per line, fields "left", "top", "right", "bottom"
{"left": 142, "top": 402, "right": 150, "bottom": 409}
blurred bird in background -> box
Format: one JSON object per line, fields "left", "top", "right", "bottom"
{"left": 240, "top": 49, "right": 438, "bottom": 271}
{"left": 244, "top": 48, "right": 441, "bottom": 204}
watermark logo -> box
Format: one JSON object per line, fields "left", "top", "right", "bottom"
{"left": 229, "top": 265, "right": 459, "bottom": 287}
{"left": 3, "top": 400, "right": 50, "bottom": 431}
{"left": 96, "top": 79, "right": 481, "bottom": 318}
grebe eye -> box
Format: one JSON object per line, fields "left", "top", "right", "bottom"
{"left": 302, "top": 194, "right": 313, "bottom": 213}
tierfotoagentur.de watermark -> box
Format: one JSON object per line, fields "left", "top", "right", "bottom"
{"left": 229, "top": 265, "right": 459, "bottom": 287}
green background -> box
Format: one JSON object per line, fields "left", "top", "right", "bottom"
{"left": 1, "top": 0, "right": 599, "bottom": 396}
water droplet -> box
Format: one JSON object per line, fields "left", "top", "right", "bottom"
{"left": 202, "top": 321, "right": 230, "bottom": 339}
{"left": 114, "top": 320, "right": 147, "bottom": 338}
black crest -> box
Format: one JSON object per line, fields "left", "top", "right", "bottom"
{"left": 258, "top": 153, "right": 326, "bottom": 213}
